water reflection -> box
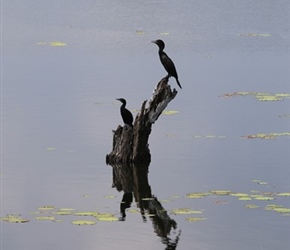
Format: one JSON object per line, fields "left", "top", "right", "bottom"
{"left": 109, "top": 162, "right": 181, "bottom": 249}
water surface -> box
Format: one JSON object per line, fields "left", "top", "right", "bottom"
{"left": 2, "top": 1, "right": 290, "bottom": 249}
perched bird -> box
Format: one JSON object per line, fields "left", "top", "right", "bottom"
{"left": 116, "top": 98, "right": 134, "bottom": 127}
{"left": 152, "top": 39, "right": 182, "bottom": 89}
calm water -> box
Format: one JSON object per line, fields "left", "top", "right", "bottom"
{"left": 2, "top": 1, "right": 290, "bottom": 249}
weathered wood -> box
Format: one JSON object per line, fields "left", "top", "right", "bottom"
{"left": 106, "top": 77, "right": 177, "bottom": 164}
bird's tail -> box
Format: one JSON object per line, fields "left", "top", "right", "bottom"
{"left": 176, "top": 78, "right": 182, "bottom": 89}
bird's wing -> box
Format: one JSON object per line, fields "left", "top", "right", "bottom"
{"left": 160, "top": 52, "right": 178, "bottom": 78}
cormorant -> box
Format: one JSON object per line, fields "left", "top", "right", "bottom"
{"left": 116, "top": 98, "right": 134, "bottom": 127}
{"left": 152, "top": 39, "right": 182, "bottom": 89}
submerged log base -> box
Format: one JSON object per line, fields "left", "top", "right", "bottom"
{"left": 106, "top": 77, "right": 178, "bottom": 164}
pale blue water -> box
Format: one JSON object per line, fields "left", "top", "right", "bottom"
{"left": 2, "top": 1, "right": 290, "bottom": 249}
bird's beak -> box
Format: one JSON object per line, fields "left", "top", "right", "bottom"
{"left": 151, "top": 40, "right": 157, "bottom": 44}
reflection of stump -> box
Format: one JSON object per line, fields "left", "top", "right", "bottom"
{"left": 106, "top": 77, "right": 177, "bottom": 164}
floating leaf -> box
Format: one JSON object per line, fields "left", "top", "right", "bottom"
{"left": 241, "top": 133, "right": 290, "bottom": 139}
{"left": 186, "top": 217, "right": 207, "bottom": 222}
{"left": 265, "top": 204, "right": 282, "bottom": 210}
{"left": 162, "top": 110, "right": 179, "bottom": 115}
{"left": 52, "top": 211, "right": 72, "bottom": 215}
{"left": 245, "top": 204, "right": 259, "bottom": 209}
{"left": 49, "top": 41, "right": 67, "bottom": 47}
{"left": 95, "top": 213, "right": 119, "bottom": 222}
{"left": 186, "top": 192, "right": 210, "bottom": 199}
{"left": 265, "top": 205, "right": 290, "bottom": 214}
{"left": 210, "top": 190, "right": 232, "bottom": 196}
{"left": 238, "top": 197, "right": 252, "bottom": 201}
{"left": 277, "top": 192, "right": 290, "bottom": 197}
{"left": 254, "top": 196, "right": 274, "bottom": 201}
{"left": 221, "top": 91, "right": 290, "bottom": 101}
{"left": 74, "top": 211, "right": 98, "bottom": 217}
{"left": 213, "top": 200, "right": 228, "bottom": 205}
{"left": 38, "top": 206, "right": 55, "bottom": 211}
{"left": 172, "top": 208, "right": 203, "bottom": 215}
{"left": 230, "top": 193, "right": 249, "bottom": 197}
{"left": 272, "top": 207, "right": 290, "bottom": 213}
{"left": 255, "top": 95, "right": 282, "bottom": 101}
{"left": 34, "top": 216, "right": 56, "bottom": 221}
{"left": 104, "top": 195, "right": 116, "bottom": 199}
{"left": 71, "top": 220, "right": 96, "bottom": 225}
{"left": 1, "top": 214, "right": 30, "bottom": 223}
{"left": 127, "top": 209, "right": 139, "bottom": 214}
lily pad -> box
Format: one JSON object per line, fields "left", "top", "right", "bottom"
{"left": 186, "top": 217, "right": 207, "bottom": 222}
{"left": 34, "top": 216, "right": 56, "bottom": 221}
{"left": 104, "top": 195, "right": 117, "bottom": 199}
{"left": 255, "top": 95, "right": 282, "bottom": 101}
{"left": 186, "top": 192, "right": 210, "bottom": 199}
{"left": 276, "top": 192, "right": 290, "bottom": 197}
{"left": 210, "top": 190, "right": 232, "bottom": 196}
{"left": 230, "top": 193, "right": 249, "bottom": 197}
{"left": 71, "top": 220, "right": 96, "bottom": 225}
{"left": 74, "top": 211, "right": 98, "bottom": 217}
{"left": 37, "top": 206, "right": 55, "bottom": 211}
{"left": 0, "top": 214, "right": 30, "bottom": 223}
{"left": 238, "top": 197, "right": 252, "bottom": 201}
{"left": 172, "top": 208, "right": 203, "bottom": 215}
{"left": 254, "top": 196, "right": 274, "bottom": 201}
{"left": 244, "top": 204, "right": 259, "bottom": 209}
{"left": 95, "top": 213, "right": 119, "bottom": 222}
{"left": 49, "top": 41, "right": 67, "bottom": 47}
{"left": 52, "top": 211, "right": 72, "bottom": 215}
{"left": 162, "top": 110, "right": 179, "bottom": 115}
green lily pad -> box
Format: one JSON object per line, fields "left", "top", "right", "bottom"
{"left": 74, "top": 211, "right": 98, "bottom": 217}
{"left": 162, "top": 110, "right": 179, "bottom": 115}
{"left": 186, "top": 217, "right": 207, "bottom": 222}
{"left": 52, "top": 211, "right": 72, "bottom": 215}
{"left": 95, "top": 213, "right": 119, "bottom": 222}
{"left": 71, "top": 220, "right": 96, "bottom": 225}
{"left": 244, "top": 204, "right": 259, "bottom": 209}
{"left": 37, "top": 206, "right": 55, "bottom": 211}
{"left": 172, "top": 208, "right": 203, "bottom": 215}
{"left": 0, "top": 214, "right": 30, "bottom": 223}
{"left": 49, "top": 41, "right": 67, "bottom": 47}
{"left": 230, "top": 193, "right": 249, "bottom": 197}
{"left": 238, "top": 197, "right": 252, "bottom": 201}
{"left": 186, "top": 192, "right": 209, "bottom": 199}
{"left": 255, "top": 95, "right": 282, "bottom": 101}
{"left": 210, "top": 190, "right": 232, "bottom": 196}
{"left": 276, "top": 192, "right": 290, "bottom": 197}
{"left": 254, "top": 196, "right": 274, "bottom": 201}
{"left": 34, "top": 216, "right": 56, "bottom": 221}
{"left": 186, "top": 192, "right": 210, "bottom": 199}
{"left": 104, "top": 195, "right": 117, "bottom": 199}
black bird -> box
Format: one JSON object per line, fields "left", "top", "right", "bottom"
{"left": 116, "top": 98, "right": 134, "bottom": 127}
{"left": 152, "top": 39, "right": 182, "bottom": 89}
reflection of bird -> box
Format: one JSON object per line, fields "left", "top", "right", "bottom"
{"left": 152, "top": 39, "right": 182, "bottom": 89}
{"left": 116, "top": 98, "right": 134, "bottom": 127}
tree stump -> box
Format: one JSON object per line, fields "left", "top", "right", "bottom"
{"left": 106, "top": 77, "right": 177, "bottom": 164}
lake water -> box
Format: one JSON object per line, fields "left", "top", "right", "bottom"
{"left": 1, "top": 1, "right": 290, "bottom": 249}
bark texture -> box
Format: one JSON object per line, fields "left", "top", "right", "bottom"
{"left": 106, "top": 77, "right": 177, "bottom": 164}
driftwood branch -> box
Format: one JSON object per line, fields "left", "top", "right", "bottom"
{"left": 106, "top": 77, "right": 177, "bottom": 164}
